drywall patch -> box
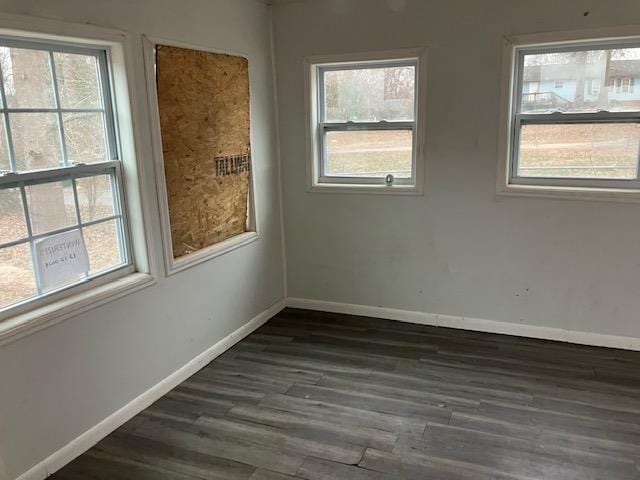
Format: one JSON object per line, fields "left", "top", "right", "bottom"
{"left": 155, "top": 45, "right": 252, "bottom": 259}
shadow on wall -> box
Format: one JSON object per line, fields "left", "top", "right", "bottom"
{"left": 0, "top": 454, "right": 7, "bottom": 480}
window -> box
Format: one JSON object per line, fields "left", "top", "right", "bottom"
{"left": 555, "top": 80, "right": 564, "bottom": 88}
{"left": 499, "top": 33, "right": 640, "bottom": 199}
{"left": 613, "top": 76, "right": 635, "bottom": 94}
{"left": 0, "top": 38, "right": 132, "bottom": 315}
{"left": 306, "top": 50, "right": 425, "bottom": 193}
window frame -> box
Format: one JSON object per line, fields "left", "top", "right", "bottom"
{"left": 142, "top": 36, "right": 259, "bottom": 276}
{"left": 317, "top": 60, "right": 418, "bottom": 186}
{"left": 305, "top": 49, "right": 427, "bottom": 195}
{"left": 497, "top": 27, "right": 640, "bottom": 203}
{"left": 0, "top": 39, "right": 134, "bottom": 319}
{"left": 0, "top": 14, "right": 156, "bottom": 344}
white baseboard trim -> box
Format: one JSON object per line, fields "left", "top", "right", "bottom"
{"left": 16, "top": 299, "right": 286, "bottom": 480}
{"left": 286, "top": 297, "right": 640, "bottom": 351}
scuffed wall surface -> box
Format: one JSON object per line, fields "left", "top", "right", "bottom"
{"left": 273, "top": 0, "right": 640, "bottom": 339}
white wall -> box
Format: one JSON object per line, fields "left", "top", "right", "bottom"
{"left": 273, "top": 0, "right": 640, "bottom": 338}
{"left": 0, "top": 1, "right": 284, "bottom": 478}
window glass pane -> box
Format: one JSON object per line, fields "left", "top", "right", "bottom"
{"left": 521, "top": 47, "right": 640, "bottom": 113}
{"left": 0, "top": 116, "right": 10, "bottom": 172}
{"left": 325, "top": 130, "right": 413, "bottom": 178}
{"left": 10, "top": 113, "right": 63, "bottom": 171}
{"left": 0, "top": 47, "right": 55, "bottom": 108}
{"left": 63, "top": 112, "right": 108, "bottom": 163}
{"left": 0, "top": 243, "right": 36, "bottom": 309}
{"left": 518, "top": 123, "right": 640, "bottom": 179}
{"left": 0, "top": 187, "right": 28, "bottom": 244}
{"left": 83, "top": 219, "right": 122, "bottom": 274}
{"left": 76, "top": 174, "right": 116, "bottom": 222}
{"left": 53, "top": 52, "right": 101, "bottom": 109}
{"left": 324, "top": 65, "right": 415, "bottom": 122}
{"left": 26, "top": 180, "right": 77, "bottom": 235}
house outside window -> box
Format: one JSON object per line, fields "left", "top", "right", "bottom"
{"left": 498, "top": 31, "right": 640, "bottom": 201}
{"left": 615, "top": 76, "right": 635, "bottom": 93}
{"left": 589, "top": 79, "right": 601, "bottom": 96}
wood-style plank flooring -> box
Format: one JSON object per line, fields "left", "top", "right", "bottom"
{"left": 51, "top": 308, "right": 640, "bottom": 479}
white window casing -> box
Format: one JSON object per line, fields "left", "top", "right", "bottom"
{"left": 497, "top": 26, "right": 640, "bottom": 203}
{"left": 142, "top": 36, "right": 259, "bottom": 276}
{"left": 0, "top": 13, "right": 156, "bottom": 345}
{"left": 305, "top": 48, "right": 428, "bottom": 195}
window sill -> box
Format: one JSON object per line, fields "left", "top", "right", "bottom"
{"left": 0, "top": 272, "right": 156, "bottom": 346}
{"left": 309, "top": 183, "right": 423, "bottom": 196}
{"left": 497, "top": 183, "right": 640, "bottom": 203}
{"left": 166, "top": 231, "right": 260, "bottom": 275}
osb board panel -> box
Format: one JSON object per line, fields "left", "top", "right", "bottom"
{"left": 156, "top": 44, "right": 251, "bottom": 259}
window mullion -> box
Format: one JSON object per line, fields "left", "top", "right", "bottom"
{"left": 71, "top": 177, "right": 82, "bottom": 225}
{"left": 323, "top": 121, "right": 414, "bottom": 131}
{"left": 0, "top": 58, "right": 17, "bottom": 173}
{"left": 637, "top": 139, "right": 640, "bottom": 181}
{"left": 18, "top": 184, "right": 43, "bottom": 295}
{"left": 97, "top": 51, "right": 118, "bottom": 160}
{"left": 0, "top": 161, "right": 120, "bottom": 188}
{"left": 110, "top": 164, "right": 128, "bottom": 263}
{"left": 48, "top": 51, "right": 70, "bottom": 168}
{"left": 518, "top": 112, "right": 640, "bottom": 124}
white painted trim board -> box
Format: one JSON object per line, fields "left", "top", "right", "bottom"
{"left": 286, "top": 297, "right": 640, "bottom": 351}
{"left": 15, "top": 299, "right": 286, "bottom": 480}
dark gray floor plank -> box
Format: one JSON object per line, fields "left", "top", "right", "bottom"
{"left": 365, "top": 370, "right": 533, "bottom": 405}
{"left": 531, "top": 395, "right": 640, "bottom": 422}
{"left": 174, "top": 378, "right": 266, "bottom": 404}
{"left": 449, "top": 412, "right": 640, "bottom": 462}
{"left": 123, "top": 415, "right": 305, "bottom": 475}
{"left": 400, "top": 423, "right": 639, "bottom": 480}
{"left": 144, "top": 392, "right": 233, "bottom": 423}
{"left": 297, "top": 456, "right": 396, "bottom": 480}
{"left": 226, "top": 404, "right": 398, "bottom": 451}
{"left": 192, "top": 367, "right": 295, "bottom": 394}
{"left": 207, "top": 357, "right": 323, "bottom": 384}
{"left": 316, "top": 373, "right": 479, "bottom": 409}
{"left": 235, "top": 351, "right": 373, "bottom": 376}
{"left": 194, "top": 415, "right": 366, "bottom": 464}
{"left": 285, "top": 383, "right": 453, "bottom": 423}
{"left": 93, "top": 432, "right": 256, "bottom": 480}
{"left": 259, "top": 392, "right": 427, "bottom": 436}
{"left": 359, "top": 448, "right": 532, "bottom": 480}
{"left": 248, "top": 469, "right": 302, "bottom": 480}
{"left": 53, "top": 450, "right": 205, "bottom": 480}
{"left": 263, "top": 343, "right": 399, "bottom": 371}
{"left": 478, "top": 400, "right": 640, "bottom": 444}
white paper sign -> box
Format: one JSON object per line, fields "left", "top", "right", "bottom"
{"left": 34, "top": 229, "right": 90, "bottom": 290}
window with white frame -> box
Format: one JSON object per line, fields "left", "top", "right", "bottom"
{"left": 309, "top": 55, "right": 421, "bottom": 190}
{"left": 502, "top": 37, "right": 640, "bottom": 194}
{"left": 0, "top": 38, "right": 132, "bottom": 315}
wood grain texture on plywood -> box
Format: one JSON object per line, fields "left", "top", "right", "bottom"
{"left": 156, "top": 45, "right": 251, "bottom": 259}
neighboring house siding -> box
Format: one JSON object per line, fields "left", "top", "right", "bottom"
{"left": 523, "top": 76, "right": 640, "bottom": 108}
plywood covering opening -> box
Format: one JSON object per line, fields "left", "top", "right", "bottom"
{"left": 155, "top": 44, "right": 252, "bottom": 259}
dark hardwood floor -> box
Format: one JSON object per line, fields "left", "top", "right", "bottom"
{"left": 51, "top": 308, "right": 640, "bottom": 479}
